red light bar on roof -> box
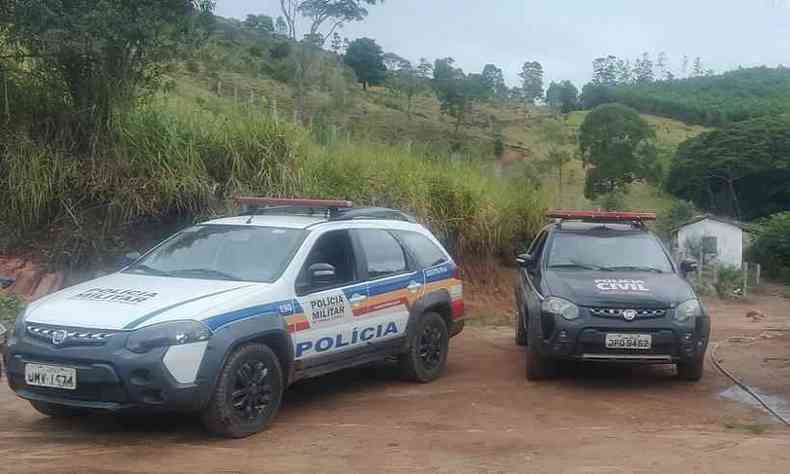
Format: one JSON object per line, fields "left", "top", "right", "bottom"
{"left": 234, "top": 196, "right": 354, "bottom": 209}
{"left": 546, "top": 209, "right": 657, "bottom": 221}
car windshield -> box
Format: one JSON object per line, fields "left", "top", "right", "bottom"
{"left": 547, "top": 231, "right": 674, "bottom": 273}
{"left": 125, "top": 225, "right": 307, "bottom": 283}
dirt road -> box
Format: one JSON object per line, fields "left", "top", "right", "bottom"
{"left": 1, "top": 293, "right": 789, "bottom": 474}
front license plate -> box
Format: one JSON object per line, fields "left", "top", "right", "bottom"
{"left": 605, "top": 334, "right": 652, "bottom": 350}
{"left": 25, "top": 363, "right": 77, "bottom": 390}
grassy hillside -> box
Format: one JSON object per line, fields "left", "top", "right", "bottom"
{"left": 596, "top": 67, "right": 790, "bottom": 126}
{"left": 0, "top": 16, "right": 708, "bottom": 270}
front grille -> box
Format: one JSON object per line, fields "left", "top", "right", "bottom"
{"left": 588, "top": 307, "right": 667, "bottom": 320}
{"left": 27, "top": 324, "right": 118, "bottom": 347}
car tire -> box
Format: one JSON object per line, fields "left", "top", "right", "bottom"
{"left": 525, "top": 314, "right": 555, "bottom": 380}
{"left": 29, "top": 400, "right": 88, "bottom": 418}
{"left": 201, "top": 343, "right": 284, "bottom": 439}
{"left": 399, "top": 312, "right": 449, "bottom": 383}
{"left": 677, "top": 357, "right": 704, "bottom": 382}
{"left": 515, "top": 304, "right": 528, "bottom": 346}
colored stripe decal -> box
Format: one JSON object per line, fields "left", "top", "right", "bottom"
{"left": 204, "top": 303, "right": 281, "bottom": 331}
{"left": 124, "top": 285, "right": 254, "bottom": 330}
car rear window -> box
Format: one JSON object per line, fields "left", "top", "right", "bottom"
{"left": 396, "top": 231, "right": 448, "bottom": 268}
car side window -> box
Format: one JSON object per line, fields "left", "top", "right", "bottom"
{"left": 297, "top": 230, "right": 357, "bottom": 294}
{"left": 528, "top": 230, "right": 548, "bottom": 258}
{"left": 395, "top": 231, "right": 448, "bottom": 269}
{"left": 355, "top": 229, "right": 408, "bottom": 279}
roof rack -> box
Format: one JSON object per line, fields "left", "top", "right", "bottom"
{"left": 547, "top": 209, "right": 657, "bottom": 229}
{"left": 331, "top": 207, "right": 417, "bottom": 223}
{"left": 234, "top": 197, "right": 416, "bottom": 223}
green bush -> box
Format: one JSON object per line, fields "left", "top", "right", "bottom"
{"left": 751, "top": 212, "right": 790, "bottom": 282}
{"left": 715, "top": 265, "right": 744, "bottom": 299}
{"left": 0, "top": 294, "right": 25, "bottom": 336}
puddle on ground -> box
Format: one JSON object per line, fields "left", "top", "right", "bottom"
{"left": 719, "top": 385, "right": 790, "bottom": 421}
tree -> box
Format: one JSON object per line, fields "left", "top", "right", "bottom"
{"left": 275, "top": 16, "right": 289, "bottom": 36}
{"left": 243, "top": 14, "right": 274, "bottom": 33}
{"left": 692, "top": 57, "right": 704, "bottom": 77}
{"left": 634, "top": 52, "right": 654, "bottom": 83}
{"left": 681, "top": 55, "right": 689, "bottom": 78}
{"left": 539, "top": 120, "right": 576, "bottom": 206}
{"left": 344, "top": 37, "right": 386, "bottom": 90}
{"left": 386, "top": 56, "right": 430, "bottom": 119}
{"left": 579, "top": 104, "right": 658, "bottom": 198}
{"left": 592, "top": 55, "right": 619, "bottom": 85}
{"left": 432, "top": 58, "right": 487, "bottom": 133}
{"left": 751, "top": 212, "right": 790, "bottom": 281}
{"left": 0, "top": 0, "right": 214, "bottom": 137}
{"left": 519, "top": 61, "right": 544, "bottom": 104}
{"left": 666, "top": 115, "right": 790, "bottom": 220}
{"left": 616, "top": 58, "right": 632, "bottom": 84}
{"left": 481, "top": 64, "right": 508, "bottom": 101}
{"left": 546, "top": 81, "right": 578, "bottom": 113}
{"left": 655, "top": 52, "right": 670, "bottom": 80}
{"left": 278, "top": 0, "right": 381, "bottom": 46}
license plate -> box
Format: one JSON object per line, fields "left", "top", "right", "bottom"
{"left": 25, "top": 363, "right": 77, "bottom": 390}
{"left": 605, "top": 334, "right": 652, "bottom": 350}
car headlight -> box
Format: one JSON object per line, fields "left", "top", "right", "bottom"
{"left": 126, "top": 320, "right": 212, "bottom": 354}
{"left": 675, "top": 299, "right": 703, "bottom": 324}
{"left": 542, "top": 297, "right": 580, "bottom": 321}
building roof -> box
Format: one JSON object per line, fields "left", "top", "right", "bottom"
{"left": 673, "top": 214, "right": 753, "bottom": 233}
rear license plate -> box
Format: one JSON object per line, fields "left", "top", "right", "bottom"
{"left": 605, "top": 334, "right": 652, "bottom": 350}
{"left": 25, "top": 363, "right": 77, "bottom": 390}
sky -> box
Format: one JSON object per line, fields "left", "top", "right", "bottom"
{"left": 215, "top": 0, "right": 790, "bottom": 87}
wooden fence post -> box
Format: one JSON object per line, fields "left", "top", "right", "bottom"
{"left": 743, "top": 262, "right": 749, "bottom": 297}
{"left": 755, "top": 264, "right": 761, "bottom": 286}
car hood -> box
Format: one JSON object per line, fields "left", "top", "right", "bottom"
{"left": 24, "top": 272, "right": 265, "bottom": 330}
{"left": 543, "top": 270, "right": 695, "bottom": 308}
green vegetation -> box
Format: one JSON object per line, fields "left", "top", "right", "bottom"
{"left": 750, "top": 212, "right": 790, "bottom": 282}
{"left": 584, "top": 67, "right": 790, "bottom": 127}
{"left": 578, "top": 104, "right": 658, "bottom": 199}
{"left": 0, "top": 293, "right": 25, "bottom": 334}
{"left": 666, "top": 115, "right": 790, "bottom": 220}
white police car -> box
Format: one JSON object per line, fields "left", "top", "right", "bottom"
{"left": 4, "top": 198, "right": 464, "bottom": 438}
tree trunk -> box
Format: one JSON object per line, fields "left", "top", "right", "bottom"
{"left": 558, "top": 163, "right": 564, "bottom": 208}
{"left": 727, "top": 178, "right": 742, "bottom": 220}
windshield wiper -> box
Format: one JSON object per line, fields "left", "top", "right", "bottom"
{"left": 549, "top": 262, "right": 613, "bottom": 271}
{"left": 169, "top": 268, "right": 241, "bottom": 281}
{"left": 125, "top": 264, "right": 171, "bottom": 277}
{"left": 604, "top": 265, "right": 664, "bottom": 273}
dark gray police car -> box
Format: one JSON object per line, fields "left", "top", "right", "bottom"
{"left": 514, "top": 210, "right": 709, "bottom": 381}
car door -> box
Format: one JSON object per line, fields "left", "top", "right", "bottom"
{"left": 522, "top": 230, "right": 549, "bottom": 323}
{"left": 351, "top": 228, "right": 417, "bottom": 345}
{"left": 293, "top": 230, "right": 369, "bottom": 361}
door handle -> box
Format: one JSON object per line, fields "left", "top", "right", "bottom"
{"left": 349, "top": 293, "right": 367, "bottom": 304}
{"left": 407, "top": 281, "right": 423, "bottom": 292}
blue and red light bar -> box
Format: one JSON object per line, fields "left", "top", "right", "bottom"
{"left": 546, "top": 209, "right": 657, "bottom": 221}
{"left": 235, "top": 196, "right": 354, "bottom": 209}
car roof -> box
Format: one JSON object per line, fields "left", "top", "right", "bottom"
{"left": 201, "top": 215, "right": 428, "bottom": 233}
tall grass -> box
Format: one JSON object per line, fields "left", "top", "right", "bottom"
{"left": 0, "top": 90, "right": 546, "bottom": 269}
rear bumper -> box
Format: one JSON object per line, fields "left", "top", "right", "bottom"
{"left": 535, "top": 311, "right": 710, "bottom": 364}
{"left": 4, "top": 332, "right": 213, "bottom": 412}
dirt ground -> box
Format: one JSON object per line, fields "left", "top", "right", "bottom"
{"left": 1, "top": 289, "right": 790, "bottom": 473}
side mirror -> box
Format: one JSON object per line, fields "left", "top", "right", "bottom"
{"left": 680, "top": 259, "right": 698, "bottom": 276}
{"left": 119, "top": 251, "right": 142, "bottom": 269}
{"left": 516, "top": 253, "right": 537, "bottom": 269}
{"left": 309, "top": 263, "right": 337, "bottom": 288}
{"left": 0, "top": 276, "right": 15, "bottom": 290}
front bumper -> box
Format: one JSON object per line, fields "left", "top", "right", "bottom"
{"left": 3, "top": 329, "right": 213, "bottom": 412}
{"left": 534, "top": 308, "right": 710, "bottom": 364}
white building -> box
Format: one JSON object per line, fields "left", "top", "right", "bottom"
{"left": 673, "top": 215, "right": 751, "bottom": 269}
